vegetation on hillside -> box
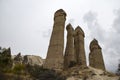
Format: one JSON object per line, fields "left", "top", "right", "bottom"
{"left": 26, "top": 64, "right": 66, "bottom": 80}
{"left": 116, "top": 60, "right": 120, "bottom": 76}
{"left": 0, "top": 48, "right": 12, "bottom": 72}
{"left": 0, "top": 47, "right": 66, "bottom": 80}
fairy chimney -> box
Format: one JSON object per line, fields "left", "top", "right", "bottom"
{"left": 44, "top": 9, "right": 67, "bottom": 70}
{"left": 89, "top": 39, "right": 105, "bottom": 70}
{"left": 64, "top": 24, "right": 76, "bottom": 69}
{"left": 74, "top": 26, "right": 86, "bottom": 66}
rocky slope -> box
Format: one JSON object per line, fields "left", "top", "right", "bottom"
{"left": 12, "top": 54, "right": 119, "bottom": 80}
{"left": 64, "top": 66, "right": 119, "bottom": 80}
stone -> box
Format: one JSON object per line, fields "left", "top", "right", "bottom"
{"left": 74, "top": 26, "right": 86, "bottom": 66}
{"left": 43, "top": 9, "right": 67, "bottom": 70}
{"left": 89, "top": 39, "right": 105, "bottom": 70}
{"left": 65, "top": 66, "right": 119, "bottom": 80}
{"left": 23, "top": 55, "right": 43, "bottom": 66}
{"left": 64, "top": 23, "right": 76, "bottom": 69}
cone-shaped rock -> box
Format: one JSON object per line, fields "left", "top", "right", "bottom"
{"left": 89, "top": 39, "right": 105, "bottom": 70}
{"left": 74, "top": 26, "right": 86, "bottom": 66}
{"left": 64, "top": 24, "right": 76, "bottom": 69}
{"left": 44, "top": 9, "right": 66, "bottom": 70}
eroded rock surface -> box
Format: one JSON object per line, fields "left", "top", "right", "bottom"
{"left": 89, "top": 39, "right": 105, "bottom": 70}
{"left": 44, "top": 9, "right": 67, "bottom": 70}
{"left": 64, "top": 24, "right": 76, "bottom": 69}
{"left": 74, "top": 26, "right": 86, "bottom": 66}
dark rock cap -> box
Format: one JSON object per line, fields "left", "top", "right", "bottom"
{"left": 90, "top": 39, "right": 101, "bottom": 51}
{"left": 66, "top": 23, "right": 74, "bottom": 30}
{"left": 54, "top": 9, "right": 67, "bottom": 17}
{"left": 90, "top": 39, "right": 98, "bottom": 46}
{"left": 75, "top": 26, "right": 85, "bottom": 37}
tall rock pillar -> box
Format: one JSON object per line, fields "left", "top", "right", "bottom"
{"left": 89, "top": 39, "right": 105, "bottom": 70}
{"left": 44, "top": 9, "right": 67, "bottom": 70}
{"left": 64, "top": 24, "right": 76, "bottom": 69}
{"left": 74, "top": 26, "right": 86, "bottom": 66}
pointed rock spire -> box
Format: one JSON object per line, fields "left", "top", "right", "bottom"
{"left": 74, "top": 26, "right": 86, "bottom": 66}
{"left": 64, "top": 23, "right": 76, "bottom": 69}
{"left": 89, "top": 39, "right": 105, "bottom": 70}
{"left": 44, "top": 9, "right": 67, "bottom": 70}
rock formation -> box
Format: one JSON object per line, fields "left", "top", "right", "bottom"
{"left": 89, "top": 39, "right": 105, "bottom": 70}
{"left": 64, "top": 24, "right": 76, "bottom": 69}
{"left": 44, "top": 9, "right": 67, "bottom": 70}
{"left": 74, "top": 26, "right": 86, "bottom": 66}
{"left": 23, "top": 55, "right": 43, "bottom": 66}
{"left": 12, "top": 54, "right": 44, "bottom": 66}
{"left": 65, "top": 66, "right": 118, "bottom": 80}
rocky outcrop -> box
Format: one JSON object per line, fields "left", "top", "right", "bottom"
{"left": 64, "top": 24, "right": 76, "bottom": 69}
{"left": 89, "top": 39, "right": 105, "bottom": 70}
{"left": 22, "top": 55, "right": 43, "bottom": 66}
{"left": 62, "top": 66, "right": 119, "bottom": 80}
{"left": 12, "top": 54, "right": 44, "bottom": 66}
{"left": 74, "top": 26, "right": 86, "bottom": 66}
{"left": 44, "top": 9, "right": 67, "bottom": 70}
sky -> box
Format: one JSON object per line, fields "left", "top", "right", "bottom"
{"left": 0, "top": 0, "right": 120, "bottom": 73}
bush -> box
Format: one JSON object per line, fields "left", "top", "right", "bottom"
{"left": 12, "top": 64, "right": 25, "bottom": 75}
{"left": 0, "top": 48, "right": 12, "bottom": 73}
{"left": 116, "top": 61, "right": 120, "bottom": 76}
{"left": 0, "top": 72, "right": 7, "bottom": 80}
{"left": 26, "top": 64, "right": 66, "bottom": 80}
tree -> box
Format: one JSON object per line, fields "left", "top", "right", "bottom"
{"left": 26, "top": 64, "right": 66, "bottom": 80}
{"left": 116, "top": 60, "right": 120, "bottom": 75}
{"left": 0, "top": 47, "right": 12, "bottom": 72}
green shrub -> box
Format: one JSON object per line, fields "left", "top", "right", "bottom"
{"left": 12, "top": 64, "right": 25, "bottom": 75}
{"left": 26, "top": 65, "right": 66, "bottom": 80}
{"left": 0, "top": 48, "right": 12, "bottom": 73}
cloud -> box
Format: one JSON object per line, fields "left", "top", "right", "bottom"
{"left": 83, "top": 11, "right": 106, "bottom": 42}
{"left": 67, "top": 19, "right": 75, "bottom": 25}
{"left": 42, "top": 29, "right": 51, "bottom": 38}
{"left": 83, "top": 11, "right": 97, "bottom": 26}
{"left": 113, "top": 9, "right": 120, "bottom": 33}
{"left": 83, "top": 10, "right": 120, "bottom": 73}
{"left": 102, "top": 8, "right": 120, "bottom": 72}
{"left": 106, "top": 8, "right": 120, "bottom": 72}
{"left": 83, "top": 11, "right": 107, "bottom": 67}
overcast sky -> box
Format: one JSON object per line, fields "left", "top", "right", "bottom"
{"left": 0, "top": 0, "right": 120, "bottom": 72}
